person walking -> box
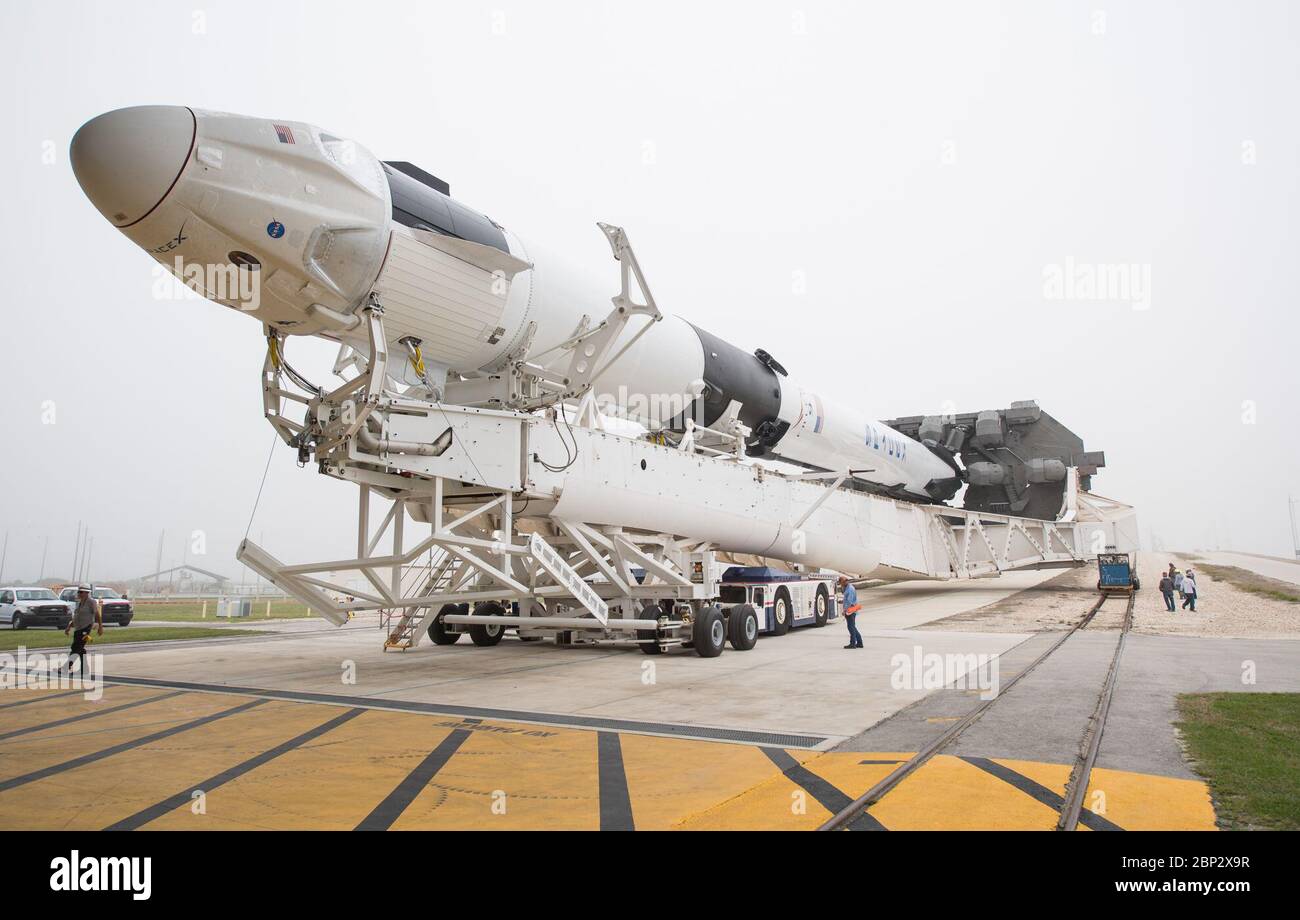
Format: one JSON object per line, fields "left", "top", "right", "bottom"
{"left": 1172, "top": 568, "right": 1185, "bottom": 602}
{"left": 1182, "top": 569, "right": 1198, "bottom": 611}
{"left": 839, "top": 575, "right": 863, "bottom": 649}
{"left": 64, "top": 584, "right": 102, "bottom": 674}
{"left": 1158, "top": 572, "right": 1176, "bottom": 611}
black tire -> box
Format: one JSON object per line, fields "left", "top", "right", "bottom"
{"left": 429, "top": 603, "right": 462, "bottom": 645}
{"left": 1132, "top": 577, "right": 1141, "bottom": 592}
{"left": 770, "top": 587, "right": 792, "bottom": 636}
{"left": 469, "top": 601, "right": 507, "bottom": 647}
{"left": 12, "top": 613, "right": 25, "bottom": 630}
{"left": 638, "top": 600, "right": 664, "bottom": 655}
{"left": 692, "top": 605, "right": 726, "bottom": 658}
{"left": 120, "top": 617, "right": 132, "bottom": 627}
{"left": 727, "top": 604, "right": 758, "bottom": 651}
{"left": 813, "top": 584, "right": 830, "bottom": 627}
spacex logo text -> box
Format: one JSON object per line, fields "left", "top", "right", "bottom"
{"left": 49, "top": 851, "right": 151, "bottom": 901}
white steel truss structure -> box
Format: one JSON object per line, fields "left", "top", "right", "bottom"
{"left": 237, "top": 225, "right": 1138, "bottom": 654}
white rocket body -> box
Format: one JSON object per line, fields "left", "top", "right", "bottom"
{"left": 71, "top": 106, "right": 960, "bottom": 503}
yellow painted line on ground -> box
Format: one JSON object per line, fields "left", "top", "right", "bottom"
{"left": 674, "top": 750, "right": 910, "bottom": 830}
{"left": 0, "top": 688, "right": 1223, "bottom": 831}
{"left": 391, "top": 718, "right": 601, "bottom": 830}
{"left": 144, "top": 708, "right": 460, "bottom": 830}
{"left": 992, "top": 758, "right": 1070, "bottom": 798}
{"left": 801, "top": 751, "right": 912, "bottom": 802}
{"left": 622, "top": 733, "right": 790, "bottom": 830}
{"left": 0, "top": 691, "right": 233, "bottom": 785}
{"left": 0, "top": 685, "right": 162, "bottom": 737}
{"left": 859, "top": 755, "right": 1066, "bottom": 830}
{"left": 0, "top": 687, "right": 85, "bottom": 711}
{"left": 0, "top": 700, "right": 336, "bottom": 830}
{"left": 1085, "top": 766, "right": 1217, "bottom": 831}
{"left": 674, "top": 748, "right": 823, "bottom": 829}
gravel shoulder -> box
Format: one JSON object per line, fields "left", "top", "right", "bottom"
{"left": 916, "top": 553, "right": 1300, "bottom": 639}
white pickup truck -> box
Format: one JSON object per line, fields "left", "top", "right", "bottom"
{"left": 0, "top": 586, "right": 73, "bottom": 629}
{"left": 58, "top": 585, "right": 134, "bottom": 626}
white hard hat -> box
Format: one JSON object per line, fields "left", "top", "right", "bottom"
{"left": 77, "top": 584, "right": 91, "bottom": 592}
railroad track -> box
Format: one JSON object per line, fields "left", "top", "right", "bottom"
{"left": 819, "top": 589, "right": 1137, "bottom": 831}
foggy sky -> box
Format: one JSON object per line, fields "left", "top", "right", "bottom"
{"left": 1, "top": 0, "right": 1297, "bottom": 583}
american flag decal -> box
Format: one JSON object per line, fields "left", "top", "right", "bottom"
{"left": 273, "top": 124, "right": 295, "bottom": 144}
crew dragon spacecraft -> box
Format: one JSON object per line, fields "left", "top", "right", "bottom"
{"left": 70, "top": 105, "right": 1114, "bottom": 590}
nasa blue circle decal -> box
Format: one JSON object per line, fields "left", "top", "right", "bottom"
{"left": 267, "top": 220, "right": 286, "bottom": 239}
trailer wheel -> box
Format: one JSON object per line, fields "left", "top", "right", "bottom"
{"left": 813, "top": 584, "right": 830, "bottom": 627}
{"left": 770, "top": 587, "right": 792, "bottom": 636}
{"left": 727, "top": 604, "right": 758, "bottom": 650}
{"left": 469, "top": 601, "right": 507, "bottom": 647}
{"left": 638, "top": 600, "right": 664, "bottom": 655}
{"left": 692, "top": 605, "right": 726, "bottom": 658}
{"left": 429, "top": 603, "right": 462, "bottom": 645}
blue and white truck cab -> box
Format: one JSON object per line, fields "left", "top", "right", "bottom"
{"left": 715, "top": 566, "right": 837, "bottom": 636}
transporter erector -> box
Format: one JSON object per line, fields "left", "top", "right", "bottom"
{"left": 71, "top": 106, "right": 1136, "bottom": 656}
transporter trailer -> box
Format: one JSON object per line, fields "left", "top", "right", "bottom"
{"left": 418, "top": 564, "right": 839, "bottom": 658}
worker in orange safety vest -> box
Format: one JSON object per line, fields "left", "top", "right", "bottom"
{"left": 839, "top": 574, "right": 863, "bottom": 650}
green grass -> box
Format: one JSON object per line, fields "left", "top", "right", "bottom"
{"left": 1175, "top": 693, "right": 1300, "bottom": 830}
{"left": 1197, "top": 564, "right": 1300, "bottom": 603}
{"left": 129, "top": 598, "right": 317, "bottom": 622}
{"left": 0, "top": 626, "right": 265, "bottom": 651}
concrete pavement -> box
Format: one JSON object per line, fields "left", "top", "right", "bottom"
{"left": 1, "top": 565, "right": 1266, "bottom": 830}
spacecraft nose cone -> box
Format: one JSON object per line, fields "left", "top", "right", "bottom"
{"left": 71, "top": 106, "right": 196, "bottom": 227}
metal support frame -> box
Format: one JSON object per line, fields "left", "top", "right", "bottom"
{"left": 237, "top": 475, "right": 704, "bottom": 648}
{"left": 920, "top": 498, "right": 1104, "bottom": 580}
{"left": 517, "top": 223, "right": 664, "bottom": 413}
{"left": 239, "top": 221, "right": 1136, "bottom": 654}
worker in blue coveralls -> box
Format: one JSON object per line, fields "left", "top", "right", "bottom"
{"left": 839, "top": 575, "right": 863, "bottom": 650}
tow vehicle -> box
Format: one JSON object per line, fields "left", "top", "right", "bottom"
{"left": 717, "top": 567, "right": 835, "bottom": 635}
{"left": 1097, "top": 552, "right": 1140, "bottom": 594}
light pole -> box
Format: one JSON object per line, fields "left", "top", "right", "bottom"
{"left": 72, "top": 521, "right": 82, "bottom": 582}
{"left": 154, "top": 529, "right": 165, "bottom": 594}
{"left": 1290, "top": 496, "right": 1300, "bottom": 560}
